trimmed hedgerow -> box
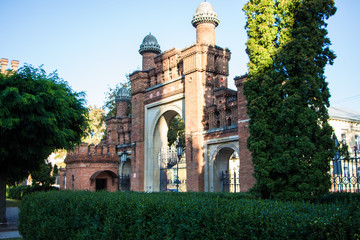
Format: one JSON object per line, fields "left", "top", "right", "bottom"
{"left": 19, "top": 191, "right": 360, "bottom": 240}
{"left": 317, "top": 192, "right": 360, "bottom": 204}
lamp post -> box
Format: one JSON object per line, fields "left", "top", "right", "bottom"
{"left": 175, "top": 137, "right": 184, "bottom": 192}
{"left": 121, "top": 149, "right": 127, "bottom": 162}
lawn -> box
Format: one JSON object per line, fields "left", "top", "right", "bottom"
{"left": 6, "top": 199, "right": 21, "bottom": 208}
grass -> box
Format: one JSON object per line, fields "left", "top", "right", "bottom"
{"left": 2, "top": 238, "right": 22, "bottom": 240}
{"left": 5, "top": 199, "right": 21, "bottom": 208}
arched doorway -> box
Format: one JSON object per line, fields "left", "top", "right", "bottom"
{"left": 119, "top": 156, "right": 131, "bottom": 191}
{"left": 207, "top": 144, "right": 240, "bottom": 192}
{"left": 153, "top": 111, "right": 186, "bottom": 192}
{"left": 144, "top": 94, "right": 185, "bottom": 192}
{"left": 90, "top": 170, "right": 118, "bottom": 192}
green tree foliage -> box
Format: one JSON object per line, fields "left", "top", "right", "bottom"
{"left": 83, "top": 105, "right": 106, "bottom": 145}
{"left": 30, "top": 161, "right": 59, "bottom": 188}
{"left": 0, "top": 65, "right": 88, "bottom": 223}
{"left": 103, "top": 76, "right": 131, "bottom": 119}
{"left": 167, "top": 115, "right": 185, "bottom": 147}
{"left": 333, "top": 134, "right": 350, "bottom": 160}
{"left": 243, "top": 0, "right": 336, "bottom": 201}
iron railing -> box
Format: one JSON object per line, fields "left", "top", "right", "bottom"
{"left": 119, "top": 174, "right": 130, "bottom": 191}
{"left": 330, "top": 155, "right": 360, "bottom": 193}
{"left": 221, "top": 170, "right": 240, "bottom": 193}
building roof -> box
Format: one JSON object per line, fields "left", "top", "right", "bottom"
{"left": 192, "top": 1, "right": 219, "bottom": 27}
{"left": 139, "top": 33, "right": 161, "bottom": 55}
{"left": 328, "top": 106, "right": 360, "bottom": 123}
{"left": 115, "top": 86, "right": 131, "bottom": 103}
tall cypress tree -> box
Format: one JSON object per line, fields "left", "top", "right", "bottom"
{"left": 243, "top": 0, "right": 336, "bottom": 201}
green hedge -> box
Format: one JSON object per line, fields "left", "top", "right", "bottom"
{"left": 7, "top": 185, "right": 59, "bottom": 200}
{"left": 19, "top": 191, "right": 360, "bottom": 240}
{"left": 317, "top": 192, "right": 360, "bottom": 204}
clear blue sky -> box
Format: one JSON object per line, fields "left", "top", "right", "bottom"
{"left": 1, "top": 0, "right": 359, "bottom": 112}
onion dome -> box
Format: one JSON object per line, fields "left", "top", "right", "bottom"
{"left": 192, "top": 1, "right": 219, "bottom": 27}
{"left": 115, "top": 86, "right": 131, "bottom": 103}
{"left": 139, "top": 33, "right": 161, "bottom": 55}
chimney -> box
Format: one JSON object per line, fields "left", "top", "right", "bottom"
{"left": 0, "top": 58, "right": 9, "bottom": 74}
{"left": 11, "top": 60, "right": 19, "bottom": 72}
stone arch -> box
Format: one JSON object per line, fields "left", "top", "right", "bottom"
{"left": 90, "top": 170, "right": 118, "bottom": 192}
{"left": 144, "top": 95, "right": 185, "bottom": 192}
{"left": 208, "top": 143, "right": 239, "bottom": 192}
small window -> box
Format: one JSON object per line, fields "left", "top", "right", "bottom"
{"left": 341, "top": 133, "right": 346, "bottom": 144}
{"left": 227, "top": 118, "right": 232, "bottom": 126}
{"left": 72, "top": 175, "right": 75, "bottom": 190}
{"left": 355, "top": 135, "right": 360, "bottom": 152}
{"left": 56, "top": 176, "right": 60, "bottom": 185}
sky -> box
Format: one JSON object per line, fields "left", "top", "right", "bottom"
{"left": 1, "top": 0, "right": 359, "bottom": 113}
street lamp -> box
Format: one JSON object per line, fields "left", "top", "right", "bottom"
{"left": 175, "top": 137, "right": 184, "bottom": 192}
{"left": 121, "top": 149, "right": 127, "bottom": 162}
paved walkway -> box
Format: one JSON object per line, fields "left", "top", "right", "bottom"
{"left": 0, "top": 230, "right": 21, "bottom": 239}
{"left": 0, "top": 208, "right": 22, "bottom": 239}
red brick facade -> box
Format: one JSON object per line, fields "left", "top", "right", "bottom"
{"left": 63, "top": 2, "right": 254, "bottom": 193}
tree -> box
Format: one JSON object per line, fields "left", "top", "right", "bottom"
{"left": 0, "top": 65, "right": 88, "bottom": 223}
{"left": 167, "top": 115, "right": 185, "bottom": 147}
{"left": 30, "top": 161, "right": 59, "bottom": 188}
{"left": 103, "top": 76, "right": 131, "bottom": 119}
{"left": 243, "top": 0, "right": 336, "bottom": 201}
{"left": 82, "top": 105, "right": 106, "bottom": 145}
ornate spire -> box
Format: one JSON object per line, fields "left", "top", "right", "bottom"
{"left": 192, "top": 2, "right": 219, "bottom": 27}
{"left": 139, "top": 33, "right": 161, "bottom": 55}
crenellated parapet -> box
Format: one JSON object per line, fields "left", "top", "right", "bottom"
{"left": 0, "top": 58, "right": 19, "bottom": 74}
{"left": 65, "top": 142, "right": 119, "bottom": 164}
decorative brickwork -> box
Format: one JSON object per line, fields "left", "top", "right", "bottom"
{"left": 62, "top": 2, "right": 254, "bottom": 193}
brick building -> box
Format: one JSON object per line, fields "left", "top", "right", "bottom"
{"left": 62, "top": 2, "right": 255, "bottom": 192}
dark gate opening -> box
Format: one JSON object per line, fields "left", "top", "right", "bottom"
{"left": 221, "top": 170, "right": 240, "bottom": 193}
{"left": 96, "top": 179, "right": 107, "bottom": 191}
{"left": 119, "top": 174, "right": 130, "bottom": 191}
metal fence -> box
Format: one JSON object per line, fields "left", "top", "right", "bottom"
{"left": 119, "top": 174, "right": 130, "bottom": 191}
{"left": 330, "top": 156, "right": 360, "bottom": 193}
{"left": 159, "top": 147, "right": 187, "bottom": 192}
{"left": 221, "top": 170, "right": 240, "bottom": 193}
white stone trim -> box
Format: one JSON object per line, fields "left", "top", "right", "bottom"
{"left": 238, "top": 119, "right": 250, "bottom": 123}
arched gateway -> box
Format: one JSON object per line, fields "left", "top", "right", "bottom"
{"left": 63, "top": 2, "right": 255, "bottom": 193}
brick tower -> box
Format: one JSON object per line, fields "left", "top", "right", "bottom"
{"left": 63, "top": 1, "right": 255, "bottom": 193}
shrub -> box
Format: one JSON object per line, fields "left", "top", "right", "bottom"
{"left": 317, "top": 192, "right": 360, "bottom": 204}
{"left": 19, "top": 191, "right": 360, "bottom": 240}
{"left": 7, "top": 185, "right": 58, "bottom": 200}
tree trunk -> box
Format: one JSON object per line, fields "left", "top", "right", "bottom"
{"left": 0, "top": 172, "right": 6, "bottom": 224}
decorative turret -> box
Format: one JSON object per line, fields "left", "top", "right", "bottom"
{"left": 139, "top": 33, "right": 161, "bottom": 71}
{"left": 115, "top": 86, "right": 131, "bottom": 118}
{"left": 192, "top": 1, "right": 219, "bottom": 46}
